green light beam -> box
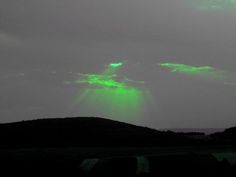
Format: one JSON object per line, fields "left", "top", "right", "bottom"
{"left": 74, "top": 87, "right": 150, "bottom": 123}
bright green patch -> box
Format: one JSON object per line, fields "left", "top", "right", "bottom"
{"left": 77, "top": 74, "right": 125, "bottom": 88}
{"left": 109, "top": 62, "right": 123, "bottom": 68}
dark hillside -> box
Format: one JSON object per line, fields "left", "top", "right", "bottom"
{"left": 0, "top": 117, "right": 195, "bottom": 148}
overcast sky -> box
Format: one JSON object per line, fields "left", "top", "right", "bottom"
{"left": 1, "top": 0, "right": 236, "bottom": 129}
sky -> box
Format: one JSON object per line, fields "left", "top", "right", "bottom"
{"left": 1, "top": 0, "right": 236, "bottom": 129}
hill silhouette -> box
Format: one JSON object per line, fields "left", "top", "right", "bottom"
{"left": 0, "top": 117, "right": 198, "bottom": 148}
{"left": 0, "top": 117, "right": 236, "bottom": 176}
{"left": 210, "top": 127, "right": 236, "bottom": 145}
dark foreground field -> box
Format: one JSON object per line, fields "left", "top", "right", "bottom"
{"left": 1, "top": 147, "right": 236, "bottom": 176}
{"left": 1, "top": 117, "right": 236, "bottom": 176}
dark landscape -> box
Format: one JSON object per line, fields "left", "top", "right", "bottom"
{"left": 2, "top": 1, "right": 236, "bottom": 176}
{"left": 0, "top": 117, "right": 236, "bottom": 176}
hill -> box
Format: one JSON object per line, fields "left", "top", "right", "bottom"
{"left": 0, "top": 117, "right": 196, "bottom": 148}
{"left": 210, "top": 127, "right": 236, "bottom": 145}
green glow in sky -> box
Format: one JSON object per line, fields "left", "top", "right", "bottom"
{"left": 101, "top": 62, "right": 124, "bottom": 76}
{"left": 109, "top": 62, "right": 123, "bottom": 68}
{"left": 78, "top": 74, "right": 125, "bottom": 88}
{"left": 159, "top": 62, "right": 236, "bottom": 86}
{"left": 159, "top": 63, "right": 214, "bottom": 74}
{"left": 194, "top": 0, "right": 236, "bottom": 10}
{"left": 69, "top": 61, "right": 151, "bottom": 123}
{"left": 76, "top": 87, "right": 150, "bottom": 122}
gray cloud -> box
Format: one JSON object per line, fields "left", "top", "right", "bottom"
{"left": 0, "top": 31, "right": 22, "bottom": 47}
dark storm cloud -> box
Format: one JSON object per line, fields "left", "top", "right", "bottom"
{"left": 0, "top": 0, "right": 236, "bottom": 128}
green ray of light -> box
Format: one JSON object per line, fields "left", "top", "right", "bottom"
{"left": 75, "top": 87, "right": 150, "bottom": 122}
